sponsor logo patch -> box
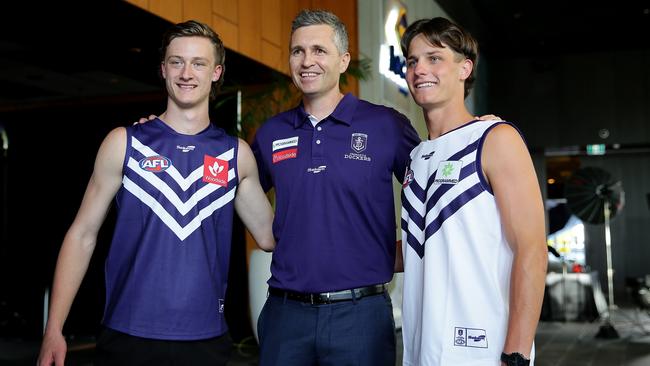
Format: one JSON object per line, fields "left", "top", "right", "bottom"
{"left": 218, "top": 299, "right": 225, "bottom": 313}
{"left": 176, "top": 144, "right": 195, "bottom": 152}
{"left": 273, "top": 148, "right": 298, "bottom": 164}
{"left": 434, "top": 160, "right": 463, "bottom": 184}
{"left": 272, "top": 136, "right": 299, "bottom": 151}
{"left": 403, "top": 168, "right": 414, "bottom": 188}
{"left": 454, "top": 327, "right": 488, "bottom": 348}
{"left": 307, "top": 165, "right": 327, "bottom": 174}
{"left": 139, "top": 155, "right": 171, "bottom": 173}
{"left": 202, "top": 155, "right": 228, "bottom": 187}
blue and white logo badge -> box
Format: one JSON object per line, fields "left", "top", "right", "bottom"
{"left": 454, "top": 327, "right": 488, "bottom": 348}
{"left": 351, "top": 133, "right": 368, "bottom": 153}
{"left": 218, "top": 299, "right": 225, "bottom": 313}
{"left": 454, "top": 328, "right": 466, "bottom": 346}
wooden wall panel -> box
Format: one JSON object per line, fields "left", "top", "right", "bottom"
{"left": 149, "top": 0, "right": 183, "bottom": 24}
{"left": 238, "top": 0, "right": 262, "bottom": 60}
{"left": 212, "top": 0, "right": 238, "bottom": 23}
{"left": 261, "top": 39, "right": 282, "bottom": 71}
{"left": 213, "top": 14, "right": 239, "bottom": 51}
{"left": 261, "top": 0, "right": 282, "bottom": 46}
{"left": 182, "top": 0, "right": 211, "bottom": 24}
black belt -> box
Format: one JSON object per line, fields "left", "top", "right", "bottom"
{"left": 268, "top": 284, "right": 386, "bottom": 305}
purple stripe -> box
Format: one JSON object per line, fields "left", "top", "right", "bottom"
{"left": 423, "top": 183, "right": 485, "bottom": 247}
{"left": 402, "top": 218, "right": 424, "bottom": 258}
{"left": 401, "top": 190, "right": 425, "bottom": 230}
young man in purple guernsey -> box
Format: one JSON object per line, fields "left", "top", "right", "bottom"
{"left": 251, "top": 10, "right": 420, "bottom": 366}
{"left": 37, "top": 21, "right": 274, "bottom": 366}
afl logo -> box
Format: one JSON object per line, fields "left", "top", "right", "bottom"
{"left": 139, "top": 155, "right": 171, "bottom": 172}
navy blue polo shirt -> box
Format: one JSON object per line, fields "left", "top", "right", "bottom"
{"left": 252, "top": 93, "right": 420, "bottom": 293}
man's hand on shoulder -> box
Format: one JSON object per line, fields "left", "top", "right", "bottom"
{"left": 132, "top": 114, "right": 158, "bottom": 125}
{"left": 476, "top": 114, "right": 502, "bottom": 121}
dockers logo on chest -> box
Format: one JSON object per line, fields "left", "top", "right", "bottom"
{"left": 203, "top": 155, "right": 229, "bottom": 187}
{"left": 272, "top": 136, "right": 299, "bottom": 164}
{"left": 344, "top": 133, "right": 371, "bottom": 162}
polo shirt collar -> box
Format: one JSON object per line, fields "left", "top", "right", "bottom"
{"left": 292, "top": 93, "right": 359, "bottom": 128}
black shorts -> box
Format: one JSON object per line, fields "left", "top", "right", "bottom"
{"left": 95, "top": 327, "right": 232, "bottom": 366}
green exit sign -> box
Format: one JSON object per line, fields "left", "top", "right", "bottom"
{"left": 586, "top": 144, "right": 606, "bottom": 155}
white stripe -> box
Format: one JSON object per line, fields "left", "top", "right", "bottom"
{"left": 126, "top": 157, "right": 235, "bottom": 216}
{"left": 122, "top": 176, "right": 236, "bottom": 241}
{"left": 131, "top": 136, "right": 235, "bottom": 191}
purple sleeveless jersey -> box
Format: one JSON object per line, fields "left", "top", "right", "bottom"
{"left": 103, "top": 119, "right": 238, "bottom": 340}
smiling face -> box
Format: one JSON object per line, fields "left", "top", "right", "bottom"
{"left": 405, "top": 34, "right": 472, "bottom": 111}
{"left": 161, "top": 36, "right": 222, "bottom": 109}
{"left": 289, "top": 24, "right": 350, "bottom": 101}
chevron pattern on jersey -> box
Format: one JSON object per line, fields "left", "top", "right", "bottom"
{"left": 401, "top": 139, "right": 484, "bottom": 258}
{"left": 124, "top": 136, "right": 237, "bottom": 241}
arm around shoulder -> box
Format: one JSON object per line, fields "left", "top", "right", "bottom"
{"left": 235, "top": 138, "right": 275, "bottom": 251}
{"left": 38, "top": 127, "right": 126, "bottom": 366}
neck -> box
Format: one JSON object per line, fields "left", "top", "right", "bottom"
{"left": 423, "top": 101, "right": 474, "bottom": 139}
{"left": 160, "top": 100, "right": 211, "bottom": 134}
{"left": 302, "top": 89, "right": 345, "bottom": 120}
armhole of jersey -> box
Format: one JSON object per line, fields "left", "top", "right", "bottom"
{"left": 476, "top": 121, "right": 525, "bottom": 196}
{"left": 122, "top": 126, "right": 134, "bottom": 176}
{"left": 233, "top": 136, "right": 240, "bottom": 185}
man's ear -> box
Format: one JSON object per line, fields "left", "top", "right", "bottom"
{"left": 161, "top": 62, "right": 167, "bottom": 79}
{"left": 460, "top": 58, "right": 473, "bottom": 81}
{"left": 212, "top": 64, "right": 223, "bottom": 82}
{"left": 339, "top": 52, "right": 351, "bottom": 74}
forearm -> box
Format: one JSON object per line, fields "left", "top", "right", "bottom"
{"left": 235, "top": 187, "right": 275, "bottom": 252}
{"left": 45, "top": 230, "right": 97, "bottom": 333}
{"left": 503, "top": 244, "right": 547, "bottom": 357}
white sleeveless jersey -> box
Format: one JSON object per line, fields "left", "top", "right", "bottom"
{"left": 400, "top": 120, "right": 534, "bottom": 365}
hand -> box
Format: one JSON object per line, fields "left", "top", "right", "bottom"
{"left": 476, "top": 114, "right": 501, "bottom": 121}
{"left": 37, "top": 330, "right": 67, "bottom": 366}
{"left": 132, "top": 114, "right": 158, "bottom": 125}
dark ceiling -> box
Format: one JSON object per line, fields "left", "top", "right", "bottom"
{"left": 437, "top": 0, "right": 650, "bottom": 56}
{"left": 0, "top": 1, "right": 280, "bottom": 112}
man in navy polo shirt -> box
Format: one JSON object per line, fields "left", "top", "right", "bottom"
{"left": 251, "top": 10, "right": 420, "bottom": 366}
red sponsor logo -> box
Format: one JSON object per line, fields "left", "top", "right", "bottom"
{"left": 203, "top": 155, "right": 229, "bottom": 187}
{"left": 272, "top": 148, "right": 297, "bottom": 164}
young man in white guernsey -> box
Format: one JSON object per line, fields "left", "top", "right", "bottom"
{"left": 399, "top": 18, "right": 547, "bottom": 366}
{"left": 38, "top": 21, "right": 274, "bottom": 366}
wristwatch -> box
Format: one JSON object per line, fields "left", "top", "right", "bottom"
{"left": 500, "top": 352, "right": 530, "bottom": 366}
